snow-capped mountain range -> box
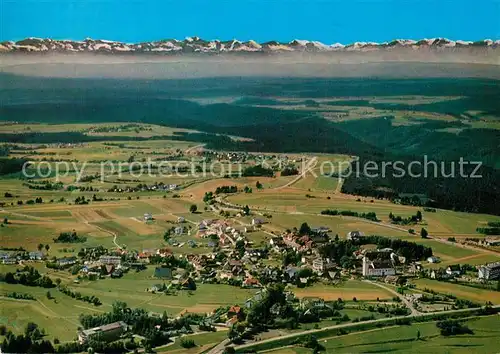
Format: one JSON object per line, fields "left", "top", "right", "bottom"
{"left": 1, "top": 37, "right": 499, "bottom": 54}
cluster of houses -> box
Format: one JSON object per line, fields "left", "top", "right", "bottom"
{"left": 277, "top": 229, "right": 330, "bottom": 252}
{"left": 0, "top": 250, "right": 46, "bottom": 265}
{"left": 198, "top": 150, "right": 297, "bottom": 164}
{"left": 470, "top": 237, "right": 500, "bottom": 248}
{"left": 198, "top": 219, "right": 243, "bottom": 246}
{"left": 422, "top": 261, "right": 500, "bottom": 281}
{"left": 107, "top": 183, "right": 177, "bottom": 194}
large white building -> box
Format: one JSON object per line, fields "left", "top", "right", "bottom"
{"left": 478, "top": 262, "right": 500, "bottom": 280}
{"left": 99, "top": 255, "right": 121, "bottom": 265}
{"left": 362, "top": 251, "right": 396, "bottom": 277}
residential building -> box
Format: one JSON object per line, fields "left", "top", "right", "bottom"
{"left": 311, "top": 226, "right": 330, "bottom": 234}
{"left": 2, "top": 257, "right": 17, "bottom": 265}
{"left": 409, "top": 262, "right": 423, "bottom": 274}
{"left": 362, "top": 251, "right": 395, "bottom": 277}
{"left": 347, "top": 231, "right": 364, "bottom": 240}
{"left": 481, "top": 238, "right": 500, "bottom": 247}
{"left": 103, "top": 264, "right": 115, "bottom": 275}
{"left": 149, "top": 284, "right": 164, "bottom": 292}
{"left": 0, "top": 252, "right": 11, "bottom": 261}
{"left": 252, "top": 218, "right": 265, "bottom": 225}
{"left": 427, "top": 256, "right": 440, "bottom": 264}
{"left": 309, "top": 232, "right": 329, "bottom": 243}
{"left": 227, "top": 305, "right": 244, "bottom": 321}
{"left": 28, "top": 251, "right": 44, "bottom": 261}
{"left": 243, "top": 277, "right": 262, "bottom": 288}
{"left": 478, "top": 262, "right": 500, "bottom": 280}
{"left": 156, "top": 248, "right": 172, "bottom": 257}
{"left": 78, "top": 321, "right": 127, "bottom": 344}
{"left": 312, "top": 258, "right": 335, "bottom": 273}
{"left": 269, "top": 237, "right": 285, "bottom": 248}
{"left": 446, "top": 265, "right": 461, "bottom": 277}
{"left": 57, "top": 257, "right": 77, "bottom": 267}
{"left": 99, "top": 256, "right": 121, "bottom": 265}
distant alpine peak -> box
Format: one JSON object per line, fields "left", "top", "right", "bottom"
{"left": 0, "top": 37, "right": 498, "bottom": 54}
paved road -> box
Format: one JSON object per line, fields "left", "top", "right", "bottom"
{"left": 363, "top": 280, "right": 420, "bottom": 316}
{"left": 231, "top": 305, "right": 500, "bottom": 353}
{"left": 205, "top": 338, "right": 231, "bottom": 354}
{"left": 184, "top": 143, "right": 205, "bottom": 154}
{"left": 273, "top": 156, "right": 318, "bottom": 190}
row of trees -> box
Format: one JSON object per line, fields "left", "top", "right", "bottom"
{"left": 58, "top": 285, "right": 102, "bottom": 306}
{"left": 280, "top": 166, "right": 299, "bottom": 176}
{"left": 242, "top": 165, "right": 274, "bottom": 177}
{"left": 6, "top": 292, "right": 36, "bottom": 300}
{"left": 320, "top": 209, "right": 379, "bottom": 222}
{"left": 476, "top": 227, "right": 500, "bottom": 235}
{"left": 389, "top": 210, "right": 422, "bottom": 225}
{"left": 215, "top": 185, "right": 238, "bottom": 194}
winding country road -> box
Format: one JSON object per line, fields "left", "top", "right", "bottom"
{"left": 88, "top": 221, "right": 123, "bottom": 249}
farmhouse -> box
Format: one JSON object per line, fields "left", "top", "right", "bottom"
{"left": 478, "top": 262, "right": 500, "bottom": 280}
{"left": 427, "top": 256, "right": 440, "bottom": 264}
{"left": 446, "top": 265, "right": 461, "bottom": 277}
{"left": 252, "top": 218, "right": 266, "bottom": 225}
{"left": 481, "top": 238, "right": 500, "bottom": 247}
{"left": 362, "top": 251, "right": 395, "bottom": 277}
{"left": 78, "top": 321, "right": 128, "bottom": 344}
{"left": 144, "top": 213, "right": 153, "bottom": 221}
{"left": 347, "top": 231, "right": 364, "bottom": 240}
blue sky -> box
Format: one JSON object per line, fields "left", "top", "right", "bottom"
{"left": 1, "top": 0, "right": 499, "bottom": 43}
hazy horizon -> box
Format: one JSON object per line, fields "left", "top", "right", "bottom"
{"left": 1, "top": 52, "right": 500, "bottom": 80}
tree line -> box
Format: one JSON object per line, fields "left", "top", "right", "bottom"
{"left": 320, "top": 209, "right": 379, "bottom": 222}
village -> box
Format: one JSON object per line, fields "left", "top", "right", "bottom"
{"left": 2, "top": 201, "right": 500, "bottom": 349}
{"left": 1, "top": 125, "right": 499, "bottom": 353}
